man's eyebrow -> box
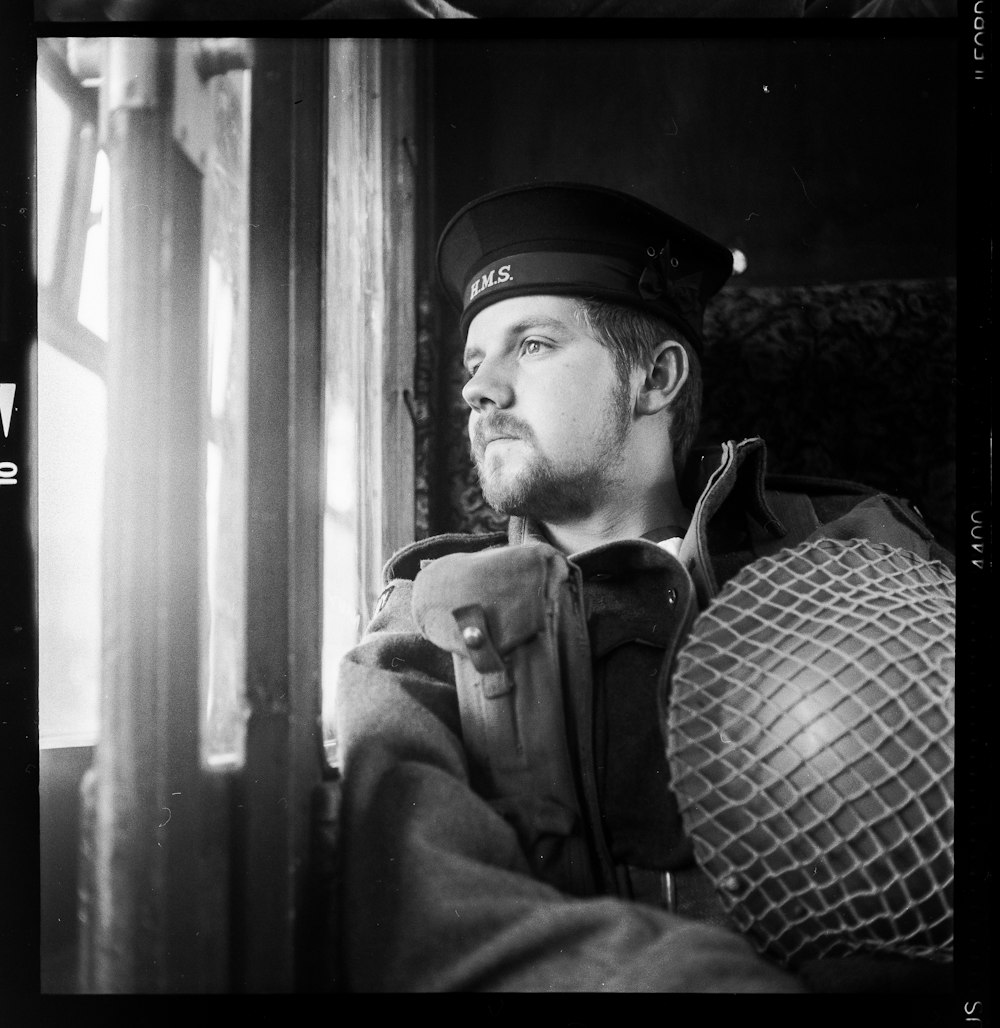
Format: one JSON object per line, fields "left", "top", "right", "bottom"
{"left": 506, "top": 316, "right": 573, "bottom": 338}
{"left": 463, "top": 316, "right": 573, "bottom": 367}
{"left": 463, "top": 342, "right": 484, "bottom": 369}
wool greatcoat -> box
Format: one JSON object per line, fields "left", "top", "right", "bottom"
{"left": 333, "top": 437, "right": 955, "bottom": 992}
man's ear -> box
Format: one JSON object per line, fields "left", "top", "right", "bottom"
{"left": 634, "top": 339, "right": 689, "bottom": 416}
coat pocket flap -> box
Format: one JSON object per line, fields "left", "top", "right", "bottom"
{"left": 412, "top": 542, "right": 566, "bottom": 657}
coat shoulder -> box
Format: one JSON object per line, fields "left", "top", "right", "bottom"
{"left": 382, "top": 530, "right": 509, "bottom": 583}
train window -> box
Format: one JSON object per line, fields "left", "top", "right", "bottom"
{"left": 36, "top": 74, "right": 73, "bottom": 292}
{"left": 321, "top": 356, "right": 360, "bottom": 763}
{"left": 318, "top": 38, "right": 419, "bottom": 767}
{"left": 36, "top": 38, "right": 419, "bottom": 990}
{"left": 35, "top": 37, "right": 417, "bottom": 772}
{"left": 36, "top": 344, "right": 106, "bottom": 747}
{"left": 36, "top": 42, "right": 106, "bottom": 749}
{"left": 202, "top": 64, "right": 251, "bottom": 767}
{"left": 36, "top": 141, "right": 110, "bottom": 745}
{"left": 77, "top": 149, "right": 109, "bottom": 339}
{"left": 34, "top": 41, "right": 258, "bottom": 765}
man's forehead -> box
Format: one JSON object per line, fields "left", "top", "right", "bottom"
{"left": 464, "top": 294, "right": 584, "bottom": 350}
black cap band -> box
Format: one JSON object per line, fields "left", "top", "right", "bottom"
{"left": 463, "top": 251, "right": 640, "bottom": 308}
{"left": 461, "top": 249, "right": 706, "bottom": 343}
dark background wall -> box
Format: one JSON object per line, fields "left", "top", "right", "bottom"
{"left": 430, "top": 35, "right": 956, "bottom": 288}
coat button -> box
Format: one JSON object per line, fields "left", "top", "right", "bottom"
{"left": 462, "top": 625, "right": 485, "bottom": 649}
{"left": 665, "top": 588, "right": 677, "bottom": 606}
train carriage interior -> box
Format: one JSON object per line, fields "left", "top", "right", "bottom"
{"left": 31, "top": 31, "right": 958, "bottom": 994}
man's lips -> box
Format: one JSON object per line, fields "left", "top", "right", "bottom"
{"left": 475, "top": 434, "right": 520, "bottom": 462}
{"left": 472, "top": 415, "right": 533, "bottom": 462}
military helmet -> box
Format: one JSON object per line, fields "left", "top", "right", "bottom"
{"left": 666, "top": 537, "right": 954, "bottom": 967}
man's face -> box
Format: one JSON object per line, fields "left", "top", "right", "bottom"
{"left": 462, "top": 295, "right": 633, "bottom": 522}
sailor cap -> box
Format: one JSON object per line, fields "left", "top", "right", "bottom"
{"left": 436, "top": 181, "right": 734, "bottom": 349}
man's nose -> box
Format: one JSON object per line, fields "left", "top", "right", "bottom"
{"left": 461, "top": 358, "right": 513, "bottom": 411}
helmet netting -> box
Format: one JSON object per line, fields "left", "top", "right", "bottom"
{"left": 666, "top": 537, "right": 954, "bottom": 967}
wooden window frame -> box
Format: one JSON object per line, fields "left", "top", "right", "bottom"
{"left": 67, "top": 34, "right": 421, "bottom": 994}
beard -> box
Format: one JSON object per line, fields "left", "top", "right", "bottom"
{"left": 471, "top": 378, "right": 633, "bottom": 523}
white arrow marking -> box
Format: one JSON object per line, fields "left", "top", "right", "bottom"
{"left": 0, "top": 384, "right": 15, "bottom": 439}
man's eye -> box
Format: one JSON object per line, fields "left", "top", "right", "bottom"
{"left": 521, "top": 338, "right": 547, "bottom": 357}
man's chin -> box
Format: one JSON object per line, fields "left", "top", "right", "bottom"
{"left": 478, "top": 479, "right": 525, "bottom": 517}
{"left": 475, "top": 464, "right": 532, "bottom": 516}
{"left": 479, "top": 471, "right": 598, "bottom": 523}
{"left": 484, "top": 497, "right": 529, "bottom": 519}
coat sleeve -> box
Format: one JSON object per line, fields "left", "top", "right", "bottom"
{"left": 334, "top": 578, "right": 805, "bottom": 993}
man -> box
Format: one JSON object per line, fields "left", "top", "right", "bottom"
{"left": 334, "top": 182, "right": 953, "bottom": 992}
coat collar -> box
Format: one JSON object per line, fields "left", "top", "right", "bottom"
{"left": 507, "top": 437, "right": 783, "bottom": 557}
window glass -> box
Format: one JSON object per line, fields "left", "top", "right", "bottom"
{"left": 77, "top": 147, "right": 109, "bottom": 341}
{"left": 322, "top": 386, "right": 361, "bottom": 764}
{"left": 36, "top": 75, "right": 72, "bottom": 292}
{"left": 36, "top": 60, "right": 107, "bottom": 748}
{"left": 320, "top": 43, "right": 370, "bottom": 764}
{"left": 320, "top": 38, "right": 419, "bottom": 765}
{"left": 37, "top": 342, "right": 106, "bottom": 746}
{"left": 201, "top": 68, "right": 251, "bottom": 767}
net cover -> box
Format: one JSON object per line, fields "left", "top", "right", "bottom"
{"left": 666, "top": 537, "right": 954, "bottom": 967}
